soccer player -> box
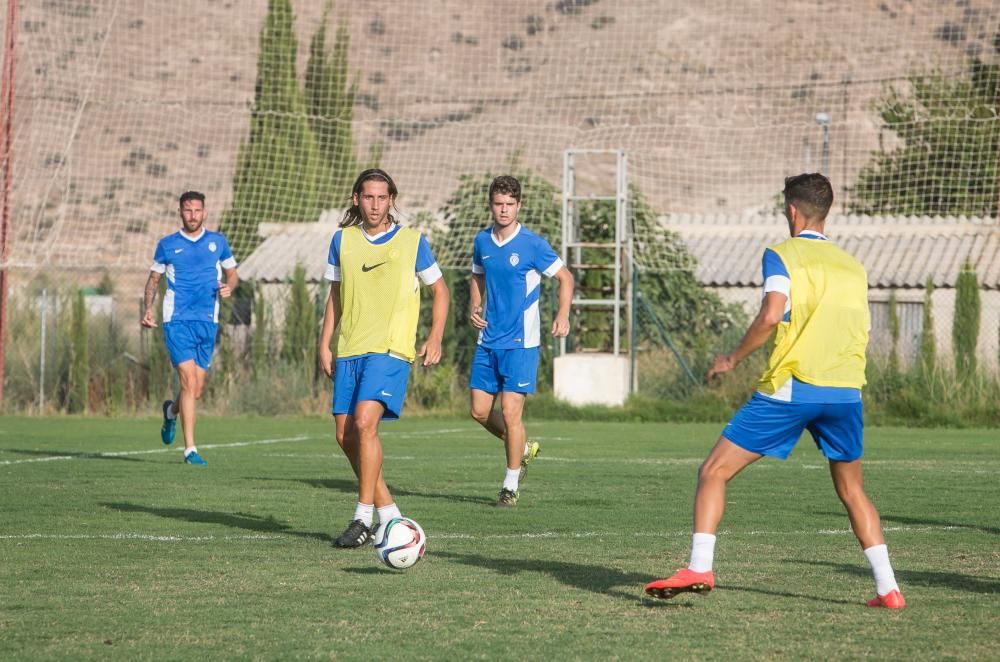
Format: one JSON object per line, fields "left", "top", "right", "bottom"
{"left": 141, "top": 191, "right": 238, "bottom": 466}
{"left": 318, "top": 168, "right": 449, "bottom": 548}
{"left": 644, "top": 173, "right": 905, "bottom": 609}
{"left": 468, "top": 175, "right": 574, "bottom": 507}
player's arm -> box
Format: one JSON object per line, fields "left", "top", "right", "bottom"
{"left": 318, "top": 282, "right": 341, "bottom": 379}
{"left": 419, "top": 277, "right": 449, "bottom": 366}
{"left": 551, "top": 266, "right": 574, "bottom": 337}
{"left": 141, "top": 271, "right": 161, "bottom": 328}
{"left": 469, "top": 273, "right": 487, "bottom": 329}
{"left": 707, "top": 291, "right": 786, "bottom": 381}
{"left": 218, "top": 266, "right": 239, "bottom": 298}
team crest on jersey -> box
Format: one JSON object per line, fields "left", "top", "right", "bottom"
{"left": 509, "top": 253, "right": 520, "bottom": 266}
{"left": 208, "top": 242, "right": 217, "bottom": 252}
{"left": 389, "top": 248, "right": 400, "bottom": 260}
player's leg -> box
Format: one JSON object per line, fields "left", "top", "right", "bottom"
{"left": 814, "top": 402, "right": 904, "bottom": 608}
{"left": 507, "top": 347, "right": 542, "bottom": 483}
{"left": 175, "top": 359, "right": 208, "bottom": 465}
{"left": 495, "top": 391, "right": 527, "bottom": 506}
{"left": 470, "top": 388, "right": 504, "bottom": 440}
{"left": 646, "top": 394, "right": 806, "bottom": 599}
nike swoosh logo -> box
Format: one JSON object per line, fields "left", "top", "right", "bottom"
{"left": 517, "top": 382, "right": 530, "bottom": 388}
{"left": 380, "top": 390, "right": 393, "bottom": 397}
{"left": 362, "top": 262, "right": 387, "bottom": 272}
{"left": 482, "top": 255, "right": 492, "bottom": 259}
{"left": 174, "top": 248, "right": 183, "bottom": 253}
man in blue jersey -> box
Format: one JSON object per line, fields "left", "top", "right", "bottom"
{"left": 141, "top": 191, "right": 238, "bottom": 466}
{"left": 468, "top": 175, "right": 574, "bottom": 507}
{"left": 644, "top": 173, "right": 904, "bottom": 609}
{"left": 318, "top": 169, "right": 449, "bottom": 548}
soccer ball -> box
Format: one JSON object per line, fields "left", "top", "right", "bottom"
{"left": 374, "top": 517, "right": 426, "bottom": 570}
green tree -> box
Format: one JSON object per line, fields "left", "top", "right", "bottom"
{"left": 952, "top": 260, "right": 981, "bottom": 373}
{"left": 918, "top": 277, "right": 936, "bottom": 374}
{"left": 851, "top": 60, "right": 999, "bottom": 216}
{"left": 251, "top": 285, "right": 272, "bottom": 378}
{"left": 68, "top": 291, "right": 89, "bottom": 413}
{"left": 304, "top": 9, "right": 358, "bottom": 205}
{"left": 282, "top": 263, "right": 316, "bottom": 372}
{"left": 887, "top": 289, "right": 900, "bottom": 375}
{"left": 222, "top": 0, "right": 325, "bottom": 262}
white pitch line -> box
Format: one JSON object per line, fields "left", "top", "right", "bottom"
{"left": 0, "top": 524, "right": 976, "bottom": 544}
{"left": 0, "top": 434, "right": 313, "bottom": 466}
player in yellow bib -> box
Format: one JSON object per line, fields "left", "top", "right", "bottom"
{"left": 645, "top": 173, "right": 905, "bottom": 609}
{"left": 318, "top": 169, "right": 449, "bottom": 548}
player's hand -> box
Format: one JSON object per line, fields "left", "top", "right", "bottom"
{"left": 140, "top": 309, "right": 157, "bottom": 328}
{"left": 418, "top": 337, "right": 443, "bottom": 366}
{"left": 551, "top": 315, "right": 570, "bottom": 338}
{"left": 707, "top": 354, "right": 736, "bottom": 382}
{"left": 318, "top": 345, "right": 334, "bottom": 379}
{"left": 469, "top": 305, "right": 487, "bottom": 329}
{"left": 218, "top": 281, "right": 233, "bottom": 298}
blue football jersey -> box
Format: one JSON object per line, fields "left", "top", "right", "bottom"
{"left": 471, "top": 224, "right": 563, "bottom": 349}
{"left": 151, "top": 229, "right": 236, "bottom": 323}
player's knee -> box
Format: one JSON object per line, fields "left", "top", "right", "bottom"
{"left": 469, "top": 406, "right": 489, "bottom": 425}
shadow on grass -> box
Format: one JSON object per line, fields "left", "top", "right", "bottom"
{"left": 723, "top": 584, "right": 855, "bottom": 606}
{"left": 410, "top": 550, "right": 690, "bottom": 607}
{"left": 254, "top": 477, "right": 496, "bottom": 507}
{"left": 815, "top": 511, "right": 999, "bottom": 536}
{"left": 102, "top": 502, "right": 332, "bottom": 543}
{"left": 788, "top": 558, "right": 1000, "bottom": 595}
{"left": 3, "top": 448, "right": 147, "bottom": 463}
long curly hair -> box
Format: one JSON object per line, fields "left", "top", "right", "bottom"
{"left": 340, "top": 168, "right": 400, "bottom": 228}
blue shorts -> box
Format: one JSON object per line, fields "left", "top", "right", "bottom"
{"left": 163, "top": 321, "right": 218, "bottom": 370}
{"left": 723, "top": 393, "right": 864, "bottom": 462}
{"left": 469, "top": 346, "right": 539, "bottom": 394}
{"left": 333, "top": 353, "right": 412, "bottom": 420}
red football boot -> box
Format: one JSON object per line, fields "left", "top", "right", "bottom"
{"left": 867, "top": 589, "right": 906, "bottom": 609}
{"left": 644, "top": 568, "right": 715, "bottom": 600}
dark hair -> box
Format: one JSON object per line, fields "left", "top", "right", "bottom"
{"left": 340, "top": 169, "right": 399, "bottom": 228}
{"left": 489, "top": 175, "right": 521, "bottom": 203}
{"left": 782, "top": 173, "right": 833, "bottom": 221}
{"left": 179, "top": 191, "right": 206, "bottom": 207}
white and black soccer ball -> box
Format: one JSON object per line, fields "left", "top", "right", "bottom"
{"left": 374, "top": 517, "right": 426, "bottom": 570}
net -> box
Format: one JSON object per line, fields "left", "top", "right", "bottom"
{"left": 2, "top": 0, "right": 999, "bottom": 411}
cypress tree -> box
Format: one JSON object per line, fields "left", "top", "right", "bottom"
{"left": 251, "top": 285, "right": 271, "bottom": 378}
{"left": 68, "top": 291, "right": 89, "bottom": 413}
{"left": 887, "top": 289, "right": 900, "bottom": 375}
{"left": 282, "top": 263, "right": 316, "bottom": 372}
{"left": 222, "top": 0, "right": 324, "bottom": 262}
{"left": 304, "top": 10, "right": 358, "bottom": 206}
{"left": 918, "top": 277, "right": 936, "bottom": 374}
{"left": 952, "top": 260, "right": 980, "bottom": 374}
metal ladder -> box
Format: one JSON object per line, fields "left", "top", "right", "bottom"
{"left": 560, "top": 149, "right": 632, "bottom": 359}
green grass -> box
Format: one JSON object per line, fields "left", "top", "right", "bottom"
{"left": 0, "top": 416, "right": 997, "bottom": 660}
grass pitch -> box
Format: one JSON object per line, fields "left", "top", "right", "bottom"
{"left": 1, "top": 415, "right": 997, "bottom": 660}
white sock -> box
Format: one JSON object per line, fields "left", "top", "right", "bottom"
{"left": 502, "top": 468, "right": 520, "bottom": 492}
{"left": 522, "top": 441, "right": 533, "bottom": 457}
{"left": 183, "top": 447, "right": 197, "bottom": 458}
{"left": 166, "top": 403, "right": 177, "bottom": 420}
{"left": 353, "top": 502, "right": 375, "bottom": 528}
{"left": 377, "top": 503, "right": 402, "bottom": 526}
{"left": 687, "top": 532, "right": 717, "bottom": 573}
{"left": 864, "top": 544, "right": 899, "bottom": 596}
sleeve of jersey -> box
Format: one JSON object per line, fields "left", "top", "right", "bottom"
{"left": 150, "top": 240, "right": 167, "bottom": 274}
{"left": 323, "top": 230, "right": 342, "bottom": 282}
{"left": 471, "top": 235, "right": 484, "bottom": 275}
{"left": 537, "top": 237, "right": 564, "bottom": 278}
{"left": 762, "top": 248, "right": 790, "bottom": 297}
{"left": 415, "top": 235, "right": 443, "bottom": 285}
{"left": 219, "top": 235, "right": 237, "bottom": 269}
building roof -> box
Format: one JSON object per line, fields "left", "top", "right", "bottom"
{"left": 664, "top": 213, "right": 1000, "bottom": 289}
{"left": 239, "top": 212, "right": 1000, "bottom": 290}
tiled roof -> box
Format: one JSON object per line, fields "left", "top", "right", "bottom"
{"left": 664, "top": 213, "right": 1000, "bottom": 289}
{"left": 239, "top": 213, "right": 1000, "bottom": 290}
